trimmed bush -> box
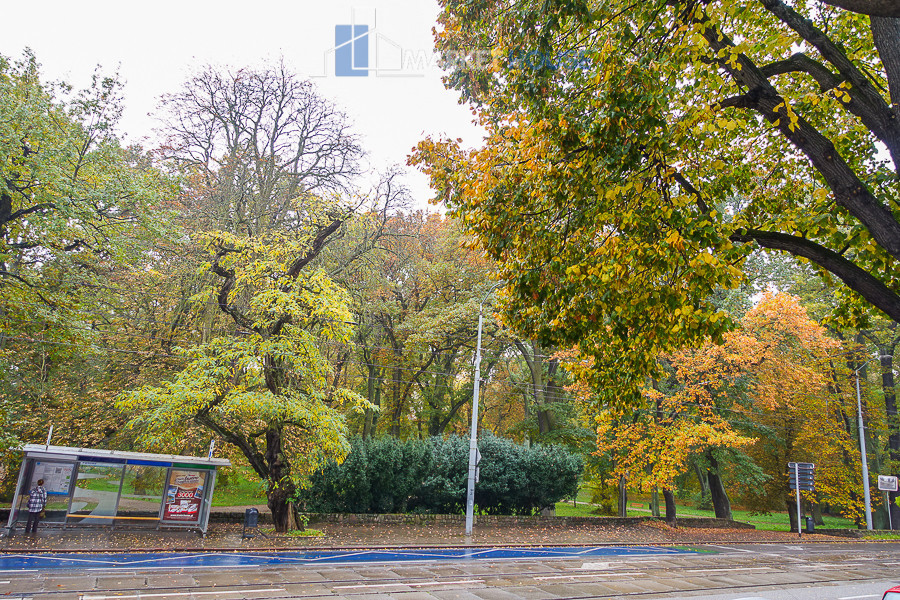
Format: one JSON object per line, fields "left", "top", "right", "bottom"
{"left": 299, "top": 434, "right": 582, "bottom": 515}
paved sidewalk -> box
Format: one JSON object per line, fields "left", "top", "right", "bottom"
{"left": 0, "top": 517, "right": 859, "bottom": 553}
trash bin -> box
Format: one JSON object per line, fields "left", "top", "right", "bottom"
{"left": 805, "top": 515, "right": 815, "bottom": 533}
{"left": 242, "top": 508, "right": 259, "bottom": 539}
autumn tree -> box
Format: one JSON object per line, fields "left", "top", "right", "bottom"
{"left": 159, "top": 61, "right": 362, "bottom": 236}
{"left": 412, "top": 0, "right": 900, "bottom": 409}
{"left": 119, "top": 205, "right": 369, "bottom": 531}
{"left": 341, "top": 212, "right": 499, "bottom": 438}
{"left": 116, "top": 63, "right": 369, "bottom": 531}
{"left": 0, "top": 52, "right": 171, "bottom": 457}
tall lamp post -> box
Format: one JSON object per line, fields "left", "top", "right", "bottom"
{"left": 465, "top": 280, "right": 505, "bottom": 536}
{"left": 854, "top": 355, "right": 891, "bottom": 531}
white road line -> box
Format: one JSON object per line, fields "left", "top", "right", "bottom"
{"left": 0, "top": 580, "right": 9, "bottom": 583}
{"left": 707, "top": 545, "right": 756, "bottom": 553}
{"left": 81, "top": 588, "right": 285, "bottom": 600}
{"left": 0, "top": 570, "right": 37, "bottom": 573}
{"left": 798, "top": 563, "right": 864, "bottom": 568}
{"left": 535, "top": 572, "right": 646, "bottom": 581}
{"left": 837, "top": 595, "right": 880, "bottom": 599}
{"left": 685, "top": 567, "right": 772, "bottom": 573}
{"left": 333, "top": 579, "right": 484, "bottom": 590}
{"left": 705, "top": 544, "right": 807, "bottom": 562}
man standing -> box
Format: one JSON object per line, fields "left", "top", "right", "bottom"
{"left": 25, "top": 479, "right": 47, "bottom": 534}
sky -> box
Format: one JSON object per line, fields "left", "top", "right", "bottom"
{"left": 2, "top": 0, "right": 482, "bottom": 207}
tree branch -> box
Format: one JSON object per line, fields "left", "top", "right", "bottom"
{"left": 209, "top": 247, "right": 256, "bottom": 331}
{"left": 695, "top": 7, "right": 900, "bottom": 260}
{"left": 821, "top": 0, "right": 900, "bottom": 17}
{"left": 731, "top": 228, "right": 900, "bottom": 322}
{"left": 194, "top": 411, "right": 270, "bottom": 480}
{"left": 760, "top": 53, "right": 841, "bottom": 91}
{"left": 758, "top": 0, "right": 900, "bottom": 167}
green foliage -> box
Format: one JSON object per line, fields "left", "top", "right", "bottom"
{"left": 412, "top": 0, "right": 900, "bottom": 408}
{"left": 300, "top": 435, "right": 582, "bottom": 515}
{"left": 0, "top": 50, "right": 173, "bottom": 456}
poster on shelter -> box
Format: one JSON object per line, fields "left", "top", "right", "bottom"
{"left": 31, "top": 461, "right": 74, "bottom": 495}
{"left": 162, "top": 469, "right": 207, "bottom": 522}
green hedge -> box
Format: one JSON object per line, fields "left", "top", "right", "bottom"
{"left": 298, "top": 435, "right": 582, "bottom": 515}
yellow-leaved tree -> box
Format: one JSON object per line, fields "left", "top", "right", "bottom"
{"left": 118, "top": 201, "right": 370, "bottom": 532}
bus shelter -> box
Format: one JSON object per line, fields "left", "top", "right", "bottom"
{"left": 6, "top": 445, "right": 230, "bottom": 535}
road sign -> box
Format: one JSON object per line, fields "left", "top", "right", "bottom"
{"left": 788, "top": 462, "right": 815, "bottom": 492}
{"left": 879, "top": 475, "right": 899, "bottom": 492}
{"left": 788, "top": 462, "right": 815, "bottom": 539}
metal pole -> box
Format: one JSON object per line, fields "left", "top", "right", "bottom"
{"left": 465, "top": 281, "right": 504, "bottom": 536}
{"left": 465, "top": 310, "right": 484, "bottom": 536}
{"left": 855, "top": 368, "right": 874, "bottom": 530}
{"left": 795, "top": 463, "right": 802, "bottom": 539}
{"left": 886, "top": 490, "right": 893, "bottom": 531}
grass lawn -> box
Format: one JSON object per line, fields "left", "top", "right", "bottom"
{"left": 211, "top": 474, "right": 267, "bottom": 507}
{"left": 554, "top": 498, "right": 858, "bottom": 531}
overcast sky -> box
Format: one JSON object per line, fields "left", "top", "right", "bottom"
{"left": 2, "top": 0, "right": 481, "bottom": 207}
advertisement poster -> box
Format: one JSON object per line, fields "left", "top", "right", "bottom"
{"left": 31, "top": 461, "right": 74, "bottom": 495}
{"left": 162, "top": 469, "right": 207, "bottom": 522}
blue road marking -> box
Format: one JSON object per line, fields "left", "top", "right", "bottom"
{"left": 0, "top": 546, "right": 699, "bottom": 571}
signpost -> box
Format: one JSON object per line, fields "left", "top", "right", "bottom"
{"left": 879, "top": 475, "right": 898, "bottom": 531}
{"left": 788, "top": 462, "right": 815, "bottom": 538}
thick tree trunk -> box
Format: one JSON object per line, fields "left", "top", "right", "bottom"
{"left": 264, "top": 426, "right": 296, "bottom": 533}
{"left": 663, "top": 488, "right": 677, "bottom": 527}
{"left": 707, "top": 453, "right": 733, "bottom": 520}
{"left": 267, "top": 486, "right": 295, "bottom": 533}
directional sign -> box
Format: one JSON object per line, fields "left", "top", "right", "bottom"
{"left": 879, "top": 475, "right": 899, "bottom": 492}
{"left": 788, "top": 462, "right": 815, "bottom": 492}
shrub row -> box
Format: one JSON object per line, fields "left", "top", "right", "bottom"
{"left": 298, "top": 435, "right": 582, "bottom": 516}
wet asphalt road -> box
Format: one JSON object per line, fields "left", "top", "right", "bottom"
{"left": 0, "top": 541, "right": 897, "bottom": 600}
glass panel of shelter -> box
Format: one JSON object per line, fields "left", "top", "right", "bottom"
{"left": 115, "top": 464, "right": 168, "bottom": 527}
{"left": 67, "top": 461, "right": 125, "bottom": 525}
{"left": 14, "top": 460, "right": 75, "bottom": 525}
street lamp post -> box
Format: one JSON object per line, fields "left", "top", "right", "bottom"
{"left": 854, "top": 355, "right": 891, "bottom": 531}
{"left": 465, "top": 281, "right": 504, "bottom": 536}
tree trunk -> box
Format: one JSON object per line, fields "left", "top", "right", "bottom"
{"left": 693, "top": 461, "right": 711, "bottom": 508}
{"left": 812, "top": 500, "right": 825, "bottom": 526}
{"left": 786, "top": 497, "right": 799, "bottom": 533}
{"left": 707, "top": 453, "right": 733, "bottom": 520}
{"left": 663, "top": 488, "right": 677, "bottom": 527}
{"left": 617, "top": 476, "right": 628, "bottom": 517}
{"left": 390, "top": 362, "right": 402, "bottom": 436}
{"left": 651, "top": 487, "right": 660, "bottom": 517}
{"left": 362, "top": 360, "right": 380, "bottom": 439}
{"left": 263, "top": 426, "right": 296, "bottom": 533}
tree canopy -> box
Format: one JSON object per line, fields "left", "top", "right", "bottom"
{"left": 412, "top": 0, "right": 900, "bottom": 405}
